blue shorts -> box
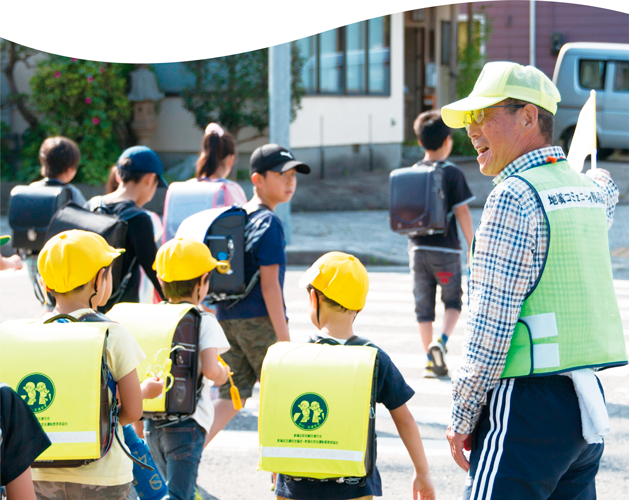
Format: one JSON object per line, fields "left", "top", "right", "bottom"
{"left": 464, "top": 375, "right": 604, "bottom": 500}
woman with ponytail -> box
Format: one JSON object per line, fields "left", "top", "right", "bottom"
{"left": 162, "top": 123, "right": 247, "bottom": 241}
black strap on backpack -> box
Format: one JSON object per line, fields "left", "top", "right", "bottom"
{"left": 89, "top": 197, "right": 143, "bottom": 306}
{"left": 44, "top": 313, "right": 154, "bottom": 471}
{"left": 223, "top": 203, "right": 273, "bottom": 309}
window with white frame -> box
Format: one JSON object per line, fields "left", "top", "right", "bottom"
{"left": 296, "top": 16, "right": 391, "bottom": 96}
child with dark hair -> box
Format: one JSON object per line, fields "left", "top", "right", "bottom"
{"left": 32, "top": 136, "right": 86, "bottom": 205}
{"left": 207, "top": 144, "right": 310, "bottom": 446}
{"left": 86, "top": 146, "right": 167, "bottom": 311}
{"left": 24, "top": 137, "right": 87, "bottom": 309}
{"left": 409, "top": 110, "right": 475, "bottom": 378}
{"left": 194, "top": 123, "right": 247, "bottom": 204}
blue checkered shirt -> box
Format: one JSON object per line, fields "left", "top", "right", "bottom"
{"left": 451, "top": 146, "right": 619, "bottom": 434}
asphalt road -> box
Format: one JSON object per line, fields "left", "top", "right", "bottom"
{"left": 2, "top": 268, "right": 627, "bottom": 499}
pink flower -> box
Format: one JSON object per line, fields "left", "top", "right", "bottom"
{"left": 85, "top": 97, "right": 92, "bottom": 104}
{"left": 99, "top": 67, "right": 105, "bottom": 73}
{"left": 92, "top": 117, "right": 100, "bottom": 125}
{"left": 71, "top": 58, "right": 77, "bottom": 62}
{"left": 54, "top": 72, "right": 61, "bottom": 78}
{"left": 87, "top": 76, "right": 94, "bottom": 82}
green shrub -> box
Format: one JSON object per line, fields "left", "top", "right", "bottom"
{"left": 29, "top": 57, "right": 133, "bottom": 185}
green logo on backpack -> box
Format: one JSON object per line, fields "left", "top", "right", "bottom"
{"left": 17, "top": 373, "right": 55, "bottom": 413}
{"left": 291, "top": 393, "right": 328, "bottom": 430}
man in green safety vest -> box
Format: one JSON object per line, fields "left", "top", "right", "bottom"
{"left": 441, "top": 61, "right": 627, "bottom": 500}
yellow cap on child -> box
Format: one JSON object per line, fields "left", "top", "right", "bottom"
{"left": 154, "top": 237, "right": 230, "bottom": 282}
{"left": 298, "top": 251, "right": 369, "bottom": 311}
{"left": 38, "top": 230, "right": 125, "bottom": 293}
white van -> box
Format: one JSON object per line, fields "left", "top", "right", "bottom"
{"left": 552, "top": 42, "right": 629, "bottom": 159}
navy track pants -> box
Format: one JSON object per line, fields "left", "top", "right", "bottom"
{"left": 463, "top": 375, "right": 604, "bottom": 500}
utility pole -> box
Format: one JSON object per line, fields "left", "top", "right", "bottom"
{"left": 269, "top": 42, "right": 293, "bottom": 244}
{"left": 530, "top": 0, "right": 537, "bottom": 67}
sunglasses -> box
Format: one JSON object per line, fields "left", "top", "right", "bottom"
{"left": 463, "top": 105, "right": 526, "bottom": 130}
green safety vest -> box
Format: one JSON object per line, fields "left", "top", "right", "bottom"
{"left": 257, "top": 342, "right": 378, "bottom": 480}
{"left": 0, "top": 320, "right": 111, "bottom": 463}
{"left": 485, "top": 161, "right": 628, "bottom": 377}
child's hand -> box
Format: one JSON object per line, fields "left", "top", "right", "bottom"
{"left": 141, "top": 377, "right": 165, "bottom": 400}
{"left": 413, "top": 471, "right": 436, "bottom": 500}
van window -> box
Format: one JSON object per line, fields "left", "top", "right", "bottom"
{"left": 613, "top": 61, "right": 629, "bottom": 92}
{"left": 579, "top": 60, "right": 606, "bottom": 90}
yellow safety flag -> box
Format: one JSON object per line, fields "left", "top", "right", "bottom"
{"left": 567, "top": 90, "right": 597, "bottom": 173}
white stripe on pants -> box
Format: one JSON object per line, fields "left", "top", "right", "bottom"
{"left": 470, "top": 378, "right": 515, "bottom": 500}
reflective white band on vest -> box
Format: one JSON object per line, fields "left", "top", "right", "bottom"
{"left": 538, "top": 187, "right": 606, "bottom": 213}
{"left": 520, "top": 312, "right": 559, "bottom": 340}
{"left": 533, "top": 344, "right": 560, "bottom": 369}
{"left": 46, "top": 431, "right": 97, "bottom": 444}
{"left": 260, "top": 446, "right": 363, "bottom": 462}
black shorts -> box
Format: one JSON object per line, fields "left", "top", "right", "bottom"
{"left": 410, "top": 249, "right": 463, "bottom": 322}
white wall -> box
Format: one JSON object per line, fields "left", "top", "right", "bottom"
{"left": 289, "top": 12, "right": 405, "bottom": 148}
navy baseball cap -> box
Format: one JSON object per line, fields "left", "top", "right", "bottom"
{"left": 250, "top": 144, "right": 311, "bottom": 175}
{"left": 117, "top": 146, "right": 168, "bottom": 188}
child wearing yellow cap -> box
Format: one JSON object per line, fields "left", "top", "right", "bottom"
{"left": 32, "top": 230, "right": 162, "bottom": 499}
{"left": 149, "top": 237, "right": 232, "bottom": 499}
{"left": 274, "top": 252, "right": 436, "bottom": 500}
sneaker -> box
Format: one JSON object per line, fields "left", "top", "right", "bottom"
{"left": 194, "top": 486, "right": 202, "bottom": 500}
{"left": 423, "top": 360, "right": 438, "bottom": 378}
{"left": 428, "top": 339, "right": 448, "bottom": 377}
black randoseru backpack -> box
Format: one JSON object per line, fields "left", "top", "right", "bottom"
{"left": 389, "top": 161, "right": 452, "bottom": 236}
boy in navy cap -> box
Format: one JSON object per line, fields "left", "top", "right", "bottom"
{"left": 205, "top": 144, "right": 310, "bottom": 447}
{"left": 86, "top": 146, "right": 168, "bottom": 311}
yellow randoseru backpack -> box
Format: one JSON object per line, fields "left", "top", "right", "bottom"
{"left": 107, "top": 303, "right": 202, "bottom": 419}
{"left": 258, "top": 337, "right": 379, "bottom": 484}
{"left": 0, "top": 313, "right": 117, "bottom": 467}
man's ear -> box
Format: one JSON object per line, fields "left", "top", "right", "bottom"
{"left": 521, "top": 104, "right": 539, "bottom": 135}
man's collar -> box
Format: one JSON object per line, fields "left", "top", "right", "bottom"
{"left": 493, "top": 146, "right": 566, "bottom": 186}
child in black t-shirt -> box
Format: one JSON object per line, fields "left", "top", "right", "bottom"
{"left": 410, "top": 111, "right": 475, "bottom": 378}
{"left": 274, "top": 252, "right": 436, "bottom": 500}
{"left": 87, "top": 146, "right": 167, "bottom": 311}
{"left": 0, "top": 384, "right": 51, "bottom": 499}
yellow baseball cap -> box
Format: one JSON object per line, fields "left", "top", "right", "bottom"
{"left": 298, "top": 251, "right": 369, "bottom": 311}
{"left": 153, "top": 237, "right": 230, "bottom": 282}
{"left": 38, "top": 230, "right": 124, "bottom": 293}
{"left": 442, "top": 61, "right": 561, "bottom": 129}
